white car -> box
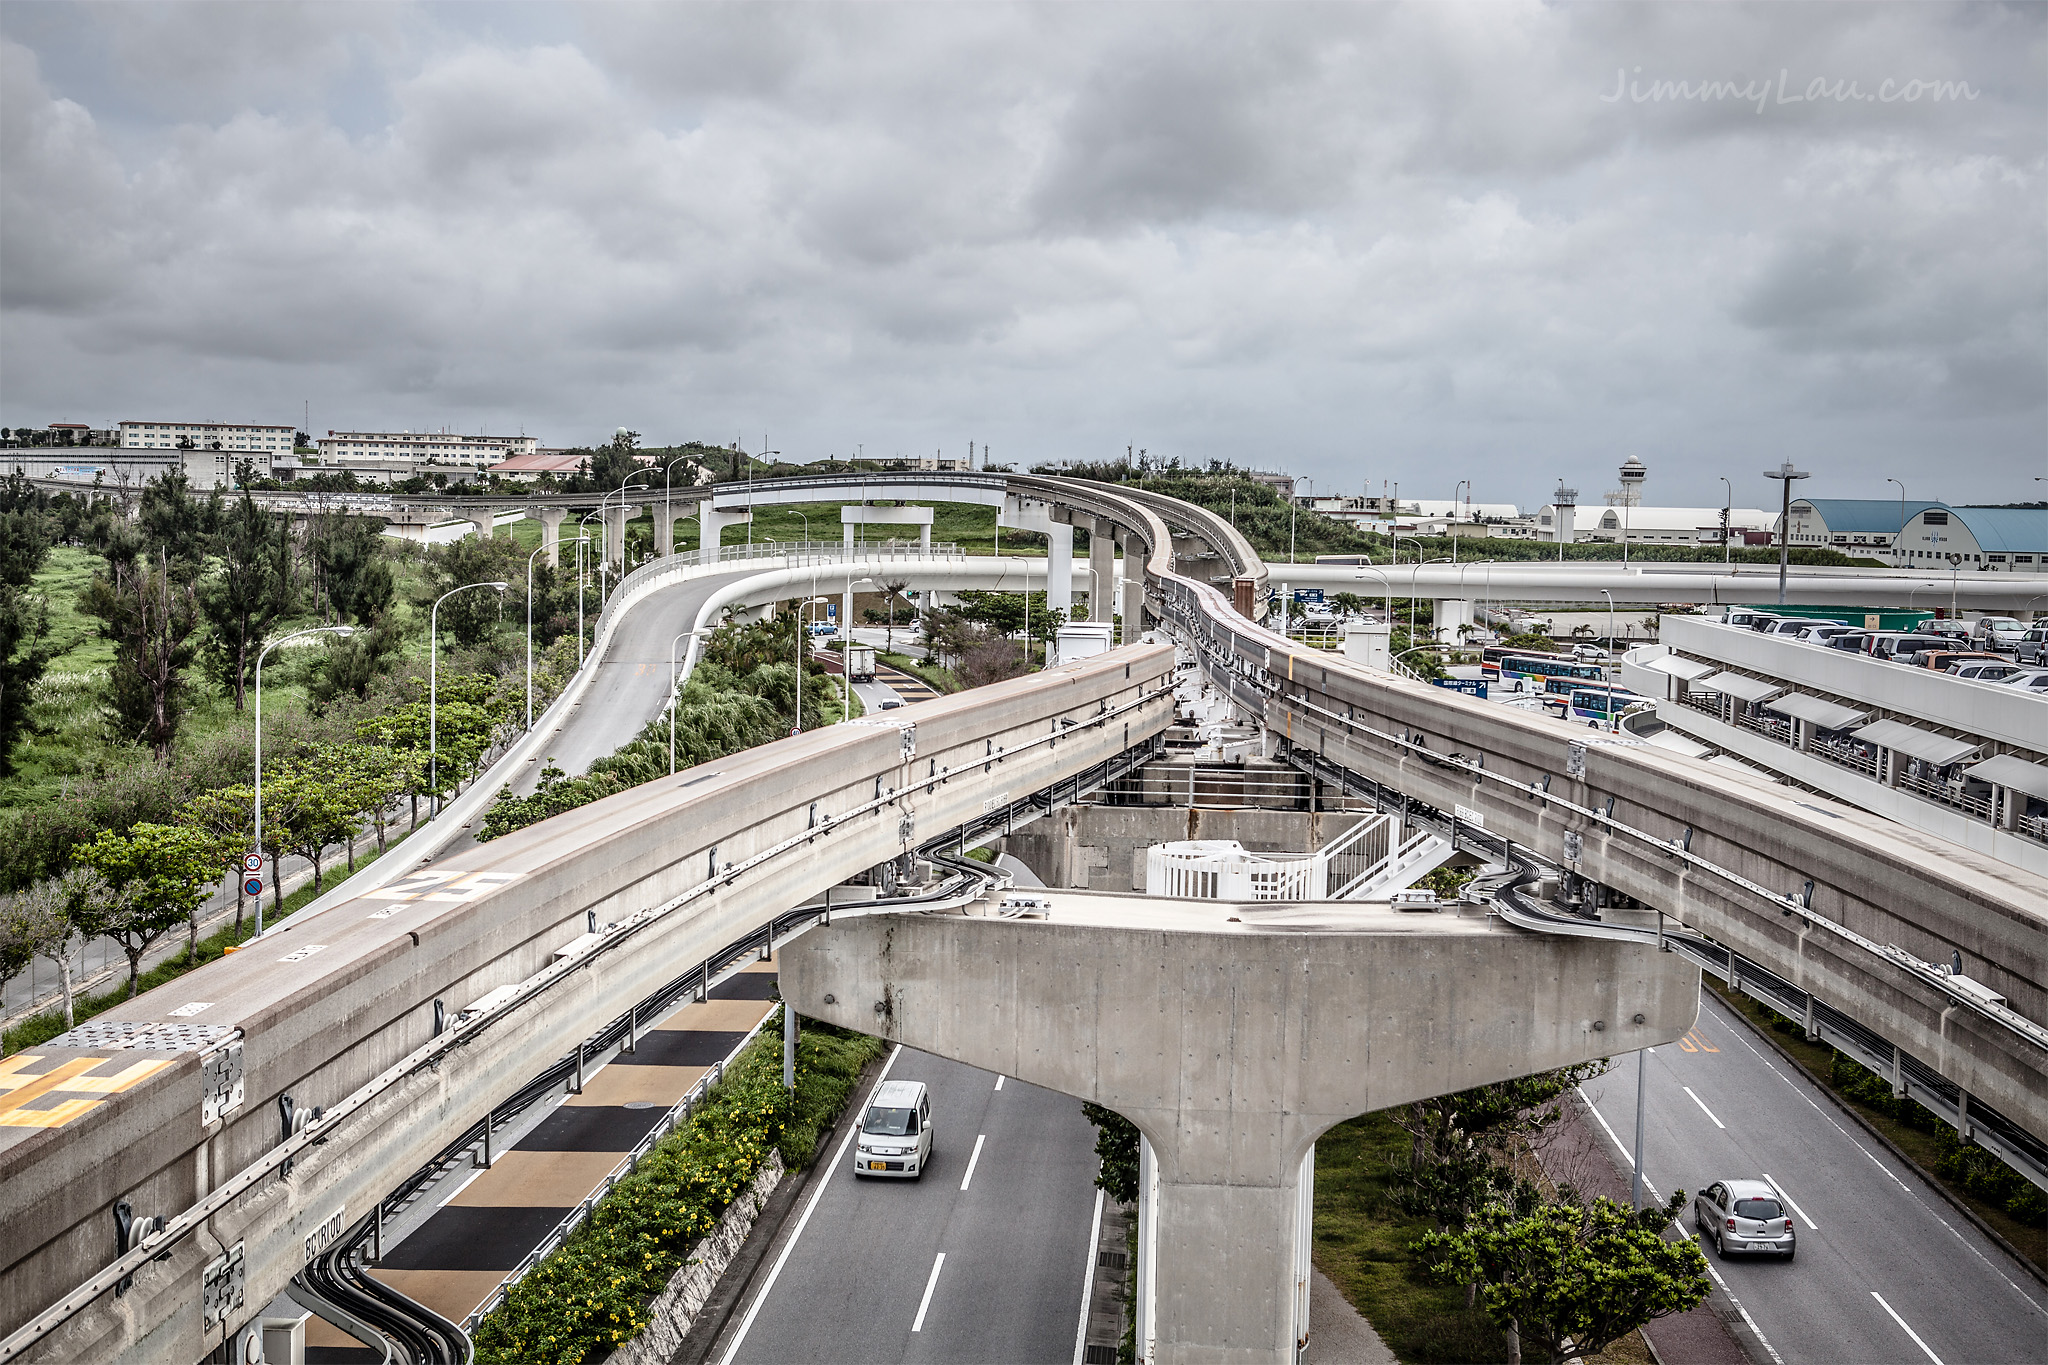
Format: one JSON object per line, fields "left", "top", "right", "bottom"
{"left": 1694, "top": 1178, "right": 1796, "bottom": 1260}
{"left": 1952, "top": 659, "right": 2024, "bottom": 683}
{"left": 1993, "top": 669, "right": 2048, "bottom": 694}
{"left": 853, "top": 1080, "right": 933, "bottom": 1179}
{"left": 1972, "top": 617, "right": 2028, "bottom": 653}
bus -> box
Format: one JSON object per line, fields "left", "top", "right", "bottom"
{"left": 1480, "top": 644, "right": 1572, "bottom": 674}
{"left": 1551, "top": 686, "right": 1647, "bottom": 724}
{"left": 1496, "top": 654, "right": 1607, "bottom": 684}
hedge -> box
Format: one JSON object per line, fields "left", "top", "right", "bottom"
{"left": 471, "top": 1016, "right": 884, "bottom": 1365}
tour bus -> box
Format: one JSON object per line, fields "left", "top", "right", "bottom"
{"left": 1552, "top": 686, "right": 1647, "bottom": 724}
{"left": 1496, "top": 654, "right": 1608, "bottom": 685}
{"left": 1480, "top": 644, "right": 1573, "bottom": 675}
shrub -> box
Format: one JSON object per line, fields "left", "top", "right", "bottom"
{"left": 471, "top": 1018, "right": 882, "bottom": 1365}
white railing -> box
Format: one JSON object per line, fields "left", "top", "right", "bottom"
{"left": 1141, "top": 813, "right": 1443, "bottom": 902}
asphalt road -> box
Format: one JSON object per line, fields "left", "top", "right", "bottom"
{"left": 1581, "top": 990, "right": 2048, "bottom": 1365}
{"left": 719, "top": 1047, "right": 1102, "bottom": 1365}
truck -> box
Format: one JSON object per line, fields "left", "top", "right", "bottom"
{"left": 844, "top": 645, "right": 877, "bottom": 683}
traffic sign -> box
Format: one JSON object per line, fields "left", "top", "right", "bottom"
{"left": 243, "top": 878, "right": 264, "bottom": 898}
{"left": 242, "top": 853, "right": 264, "bottom": 873}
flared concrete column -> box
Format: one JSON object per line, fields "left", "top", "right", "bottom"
{"left": 467, "top": 508, "right": 494, "bottom": 541}
{"left": 540, "top": 507, "right": 567, "bottom": 568}
{"left": 605, "top": 503, "right": 641, "bottom": 568}
{"left": 1121, "top": 534, "right": 1146, "bottom": 644}
{"left": 783, "top": 905, "right": 1698, "bottom": 1365}
{"left": 1089, "top": 520, "right": 1116, "bottom": 623}
{"left": 699, "top": 507, "right": 751, "bottom": 563}
{"left": 1432, "top": 598, "right": 1474, "bottom": 646}
{"left": 1046, "top": 523, "right": 1074, "bottom": 615}
{"left": 659, "top": 500, "right": 696, "bottom": 557}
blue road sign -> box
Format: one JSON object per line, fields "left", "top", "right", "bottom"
{"left": 243, "top": 878, "right": 264, "bottom": 897}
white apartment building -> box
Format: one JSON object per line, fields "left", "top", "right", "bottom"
{"left": 120, "top": 420, "right": 295, "bottom": 454}
{"left": 318, "top": 430, "right": 540, "bottom": 471}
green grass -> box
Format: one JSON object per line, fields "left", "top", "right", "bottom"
{"left": 880, "top": 650, "right": 959, "bottom": 694}
{"left": 1313, "top": 1112, "right": 1510, "bottom": 1364}
{"left": 1709, "top": 982, "right": 2046, "bottom": 1271}
{"left": 0, "top": 839, "right": 409, "bottom": 1054}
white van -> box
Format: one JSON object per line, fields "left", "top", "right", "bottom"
{"left": 853, "top": 1079, "right": 933, "bottom": 1179}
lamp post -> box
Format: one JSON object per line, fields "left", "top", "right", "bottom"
{"left": 1887, "top": 478, "right": 1907, "bottom": 567}
{"left": 1763, "top": 460, "right": 1810, "bottom": 606}
{"left": 1352, "top": 567, "right": 1394, "bottom": 625}
{"left": 1415, "top": 556, "right": 1450, "bottom": 646}
{"left": 746, "top": 445, "right": 780, "bottom": 547}
{"left": 1451, "top": 479, "right": 1469, "bottom": 565}
{"left": 669, "top": 627, "right": 711, "bottom": 774}
{"left": 605, "top": 471, "right": 654, "bottom": 575}
{"left": 1719, "top": 477, "right": 1733, "bottom": 566}
{"left": 1599, "top": 588, "right": 1618, "bottom": 733}
{"left": 430, "top": 581, "right": 509, "bottom": 815}
{"left": 795, "top": 597, "right": 831, "bottom": 733}
{"left": 253, "top": 624, "right": 353, "bottom": 936}
{"left": 524, "top": 542, "right": 550, "bottom": 731}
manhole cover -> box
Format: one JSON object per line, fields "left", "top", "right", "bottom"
{"left": 623, "top": 1101, "right": 661, "bottom": 1110}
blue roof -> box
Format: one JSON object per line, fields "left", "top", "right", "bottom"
{"left": 1950, "top": 506, "right": 2048, "bottom": 554}
{"left": 1793, "top": 498, "right": 1943, "bottom": 533}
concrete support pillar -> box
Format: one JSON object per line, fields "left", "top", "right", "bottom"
{"left": 1121, "top": 535, "right": 1146, "bottom": 644}
{"left": 540, "top": 508, "right": 567, "bottom": 568}
{"left": 1046, "top": 523, "right": 1074, "bottom": 616}
{"left": 1089, "top": 521, "right": 1116, "bottom": 623}
{"left": 467, "top": 509, "right": 494, "bottom": 542}
{"left": 784, "top": 911, "right": 1697, "bottom": 1365}
{"left": 604, "top": 503, "right": 640, "bottom": 568}
{"left": 1432, "top": 598, "right": 1474, "bottom": 646}
{"left": 699, "top": 507, "right": 752, "bottom": 564}
{"left": 659, "top": 501, "right": 695, "bottom": 557}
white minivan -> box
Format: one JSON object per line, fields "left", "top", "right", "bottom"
{"left": 853, "top": 1080, "right": 933, "bottom": 1179}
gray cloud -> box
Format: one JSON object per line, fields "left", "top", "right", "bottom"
{"left": 0, "top": 2, "right": 2041, "bottom": 508}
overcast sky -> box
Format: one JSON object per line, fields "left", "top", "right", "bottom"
{"left": 2, "top": 2, "right": 2041, "bottom": 511}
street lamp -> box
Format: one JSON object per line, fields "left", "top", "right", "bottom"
{"left": 524, "top": 542, "right": 551, "bottom": 730}
{"left": 1598, "top": 588, "right": 1618, "bottom": 734}
{"left": 1451, "top": 479, "right": 1470, "bottom": 565}
{"left": 1763, "top": 460, "right": 1810, "bottom": 606}
{"left": 253, "top": 624, "right": 354, "bottom": 935}
{"left": 796, "top": 597, "right": 832, "bottom": 733}
{"left": 1718, "top": 477, "right": 1733, "bottom": 566}
{"left": 1886, "top": 478, "right": 1907, "bottom": 567}
{"left": 746, "top": 446, "right": 780, "bottom": 547}
{"left": 1352, "top": 567, "right": 1394, "bottom": 624}
{"left": 605, "top": 470, "right": 655, "bottom": 575}
{"left": 662, "top": 456, "right": 695, "bottom": 557}
{"left": 670, "top": 627, "right": 713, "bottom": 774}
{"left": 430, "top": 581, "right": 509, "bottom": 814}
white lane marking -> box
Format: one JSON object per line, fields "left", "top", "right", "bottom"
{"left": 960, "top": 1134, "right": 988, "bottom": 1191}
{"left": 911, "top": 1251, "right": 946, "bottom": 1332}
{"left": 1687, "top": 1234, "right": 1785, "bottom": 1365}
{"left": 438, "top": 1167, "right": 486, "bottom": 1207}
{"left": 1073, "top": 1187, "right": 1105, "bottom": 1365}
{"left": 1577, "top": 1087, "right": 1661, "bottom": 1200}
{"left": 1704, "top": 996, "right": 2044, "bottom": 1311}
{"left": 1682, "top": 1085, "right": 1726, "bottom": 1129}
{"left": 1761, "top": 1173, "right": 1817, "bottom": 1230}
{"left": 994, "top": 1074, "right": 1005, "bottom": 1091}
{"left": 1872, "top": 1292, "right": 1944, "bottom": 1365}
{"left": 717, "top": 1044, "right": 902, "bottom": 1365}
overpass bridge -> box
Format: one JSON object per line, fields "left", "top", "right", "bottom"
{"left": 4, "top": 473, "right": 2044, "bottom": 1364}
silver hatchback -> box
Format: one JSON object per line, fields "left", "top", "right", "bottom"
{"left": 1694, "top": 1179, "right": 1796, "bottom": 1260}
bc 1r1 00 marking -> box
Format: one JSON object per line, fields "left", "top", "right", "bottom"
{"left": 363, "top": 870, "right": 525, "bottom": 904}
{"left": 304, "top": 1206, "right": 346, "bottom": 1266}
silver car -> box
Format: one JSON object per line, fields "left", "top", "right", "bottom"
{"left": 1694, "top": 1179, "right": 1796, "bottom": 1260}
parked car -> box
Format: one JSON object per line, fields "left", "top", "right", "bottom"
{"left": 1794, "top": 623, "right": 1861, "bottom": 645}
{"left": 2015, "top": 625, "right": 2048, "bottom": 666}
{"left": 1920, "top": 618, "right": 1974, "bottom": 641}
{"left": 1824, "top": 631, "right": 1872, "bottom": 652}
{"left": 1763, "top": 618, "right": 1845, "bottom": 637}
{"left": 1993, "top": 669, "right": 2048, "bottom": 694}
{"left": 1694, "top": 1179, "right": 1796, "bottom": 1260}
{"left": 1916, "top": 650, "right": 2006, "bottom": 672}
{"left": 1971, "top": 617, "right": 2029, "bottom": 653}
{"left": 1952, "top": 659, "right": 2025, "bottom": 683}
{"left": 1865, "top": 633, "right": 1958, "bottom": 664}
{"left": 853, "top": 1079, "right": 934, "bottom": 1179}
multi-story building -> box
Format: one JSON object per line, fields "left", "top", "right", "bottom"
{"left": 119, "top": 420, "right": 295, "bottom": 455}
{"left": 318, "top": 430, "right": 539, "bottom": 471}
{"left": 1781, "top": 498, "right": 1941, "bottom": 560}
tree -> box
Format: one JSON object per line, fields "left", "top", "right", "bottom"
{"left": 424, "top": 534, "right": 515, "bottom": 647}
{"left": 1329, "top": 591, "right": 1370, "bottom": 619}
{"left": 200, "top": 492, "right": 294, "bottom": 709}
{"left": 76, "top": 823, "right": 217, "bottom": 993}
{"left": 136, "top": 469, "right": 219, "bottom": 575}
{"left": 0, "top": 473, "right": 56, "bottom": 775}
{"left": 1419, "top": 1192, "right": 1709, "bottom": 1365}
{"left": 85, "top": 552, "right": 201, "bottom": 759}
{"left": 0, "top": 869, "right": 100, "bottom": 1027}
{"left": 182, "top": 785, "right": 259, "bottom": 935}
{"left": 309, "top": 513, "right": 394, "bottom": 624}
{"left": 1080, "top": 1102, "right": 1140, "bottom": 1205}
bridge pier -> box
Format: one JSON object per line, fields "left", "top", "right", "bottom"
{"left": 1121, "top": 532, "right": 1146, "bottom": 643}
{"left": 783, "top": 905, "right": 1698, "bottom": 1364}
{"left": 843, "top": 503, "right": 933, "bottom": 549}
{"left": 466, "top": 507, "right": 494, "bottom": 541}
{"left": 699, "top": 506, "right": 751, "bottom": 563}
{"left": 540, "top": 507, "right": 567, "bottom": 568}
{"left": 658, "top": 500, "right": 697, "bottom": 556}
{"left": 1089, "top": 519, "right": 1116, "bottom": 623}
{"left": 1432, "top": 597, "right": 1474, "bottom": 645}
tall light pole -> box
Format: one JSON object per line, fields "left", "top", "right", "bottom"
{"left": 1763, "top": 460, "right": 1810, "bottom": 606}
{"left": 662, "top": 456, "right": 695, "bottom": 557}
{"left": 1353, "top": 568, "right": 1394, "bottom": 626}
{"left": 670, "top": 627, "right": 710, "bottom": 773}
{"left": 430, "top": 581, "right": 509, "bottom": 814}
{"left": 796, "top": 597, "right": 830, "bottom": 734}
{"left": 746, "top": 444, "right": 780, "bottom": 547}
{"left": 253, "top": 624, "right": 353, "bottom": 935}
{"left": 1718, "top": 477, "right": 1733, "bottom": 565}
{"left": 1599, "top": 588, "right": 1618, "bottom": 733}
{"left": 1886, "top": 477, "right": 1907, "bottom": 567}
{"left": 605, "top": 471, "right": 654, "bottom": 575}
{"left": 1451, "top": 479, "right": 1469, "bottom": 565}
{"left": 524, "top": 542, "right": 550, "bottom": 730}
